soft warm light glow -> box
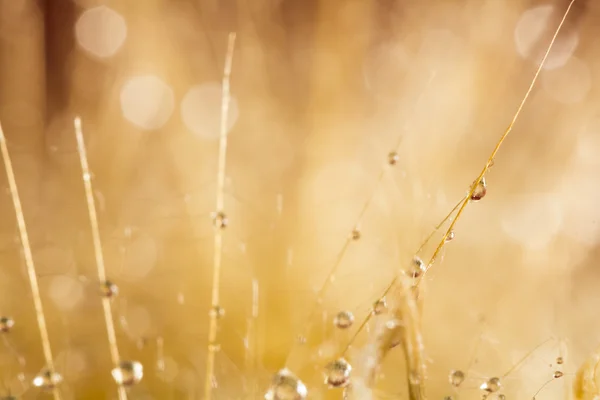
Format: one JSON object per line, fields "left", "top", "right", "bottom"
{"left": 501, "top": 194, "right": 563, "bottom": 250}
{"left": 542, "top": 57, "right": 591, "bottom": 104}
{"left": 180, "top": 82, "right": 239, "bottom": 139}
{"left": 49, "top": 276, "right": 84, "bottom": 310}
{"left": 75, "top": 6, "right": 127, "bottom": 59}
{"left": 120, "top": 75, "right": 174, "bottom": 130}
{"left": 514, "top": 5, "right": 578, "bottom": 70}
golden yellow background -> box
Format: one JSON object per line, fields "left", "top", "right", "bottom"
{"left": 0, "top": 0, "right": 599, "bottom": 398}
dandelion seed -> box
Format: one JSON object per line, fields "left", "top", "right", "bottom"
{"left": 111, "top": 360, "right": 143, "bottom": 386}
{"left": 324, "top": 358, "right": 352, "bottom": 388}
{"left": 334, "top": 311, "right": 354, "bottom": 329}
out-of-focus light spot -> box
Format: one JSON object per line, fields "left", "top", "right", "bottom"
{"left": 559, "top": 171, "right": 600, "bottom": 247}
{"left": 120, "top": 75, "right": 174, "bottom": 130}
{"left": 56, "top": 349, "right": 87, "bottom": 379}
{"left": 158, "top": 357, "right": 179, "bottom": 383}
{"left": 180, "top": 82, "right": 239, "bottom": 139}
{"left": 75, "top": 6, "right": 127, "bottom": 59}
{"left": 542, "top": 57, "right": 590, "bottom": 104}
{"left": 122, "top": 305, "right": 153, "bottom": 338}
{"left": 49, "top": 276, "right": 84, "bottom": 310}
{"left": 501, "top": 194, "right": 562, "bottom": 250}
{"left": 362, "top": 43, "right": 409, "bottom": 99}
{"left": 514, "top": 5, "right": 578, "bottom": 70}
{"left": 576, "top": 121, "right": 600, "bottom": 167}
{"left": 121, "top": 232, "right": 158, "bottom": 280}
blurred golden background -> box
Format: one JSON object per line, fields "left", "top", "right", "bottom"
{"left": 1, "top": 0, "right": 600, "bottom": 398}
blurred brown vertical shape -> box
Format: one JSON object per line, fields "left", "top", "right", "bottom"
{"left": 43, "top": 0, "right": 76, "bottom": 120}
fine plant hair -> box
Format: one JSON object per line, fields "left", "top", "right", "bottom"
{"left": 204, "top": 32, "right": 237, "bottom": 400}
{"left": 0, "top": 122, "right": 61, "bottom": 400}
{"left": 280, "top": 0, "right": 577, "bottom": 398}
{"left": 73, "top": 117, "right": 128, "bottom": 400}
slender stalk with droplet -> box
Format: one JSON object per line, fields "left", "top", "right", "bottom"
{"left": 343, "top": 0, "right": 576, "bottom": 357}
{"left": 74, "top": 117, "right": 127, "bottom": 400}
{"left": 204, "top": 32, "right": 236, "bottom": 400}
{"left": 419, "top": 0, "right": 576, "bottom": 281}
{"left": 284, "top": 75, "right": 438, "bottom": 369}
{"left": 0, "top": 121, "right": 61, "bottom": 400}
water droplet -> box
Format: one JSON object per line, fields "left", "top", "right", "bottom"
{"left": 553, "top": 371, "right": 563, "bottom": 378}
{"left": 449, "top": 370, "right": 465, "bottom": 387}
{"left": 445, "top": 230, "right": 455, "bottom": 242}
{"left": 32, "top": 369, "right": 62, "bottom": 390}
{"left": 99, "top": 280, "right": 118, "bottom": 298}
{"left": 209, "top": 305, "right": 225, "bottom": 319}
{"left": 556, "top": 356, "right": 564, "bottom": 364}
{"left": 410, "top": 256, "right": 426, "bottom": 278}
{"left": 0, "top": 317, "right": 14, "bottom": 332}
{"left": 350, "top": 229, "right": 361, "bottom": 240}
{"left": 208, "top": 343, "right": 221, "bottom": 352}
{"left": 264, "top": 368, "right": 307, "bottom": 400}
{"left": 333, "top": 311, "right": 354, "bottom": 329}
{"left": 82, "top": 172, "right": 91, "bottom": 182}
{"left": 388, "top": 152, "right": 400, "bottom": 165}
{"left": 212, "top": 211, "right": 228, "bottom": 229}
{"left": 497, "top": 395, "right": 505, "bottom": 400}
{"left": 480, "top": 377, "right": 501, "bottom": 393}
{"left": 372, "top": 298, "right": 387, "bottom": 315}
{"left": 112, "top": 360, "right": 143, "bottom": 386}
{"left": 470, "top": 177, "right": 487, "bottom": 201}
{"left": 324, "top": 358, "right": 352, "bottom": 388}
{"left": 297, "top": 335, "right": 307, "bottom": 344}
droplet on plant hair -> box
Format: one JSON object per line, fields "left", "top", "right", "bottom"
{"left": 209, "top": 305, "right": 225, "bottom": 319}
{"left": 264, "top": 368, "right": 307, "bottom": 400}
{"left": 212, "top": 211, "right": 228, "bottom": 229}
{"left": 410, "top": 256, "right": 426, "bottom": 278}
{"left": 372, "top": 298, "right": 387, "bottom": 315}
{"left": 208, "top": 343, "right": 221, "bottom": 352}
{"left": 556, "top": 356, "right": 564, "bottom": 364}
{"left": 388, "top": 152, "right": 400, "bottom": 165}
{"left": 111, "top": 360, "right": 143, "bottom": 386}
{"left": 449, "top": 369, "right": 465, "bottom": 387}
{"left": 480, "top": 377, "right": 501, "bottom": 392}
{"left": 324, "top": 358, "right": 352, "bottom": 388}
{"left": 99, "top": 280, "right": 118, "bottom": 298}
{"left": 553, "top": 371, "right": 563, "bottom": 378}
{"left": 445, "top": 230, "right": 455, "bottom": 242}
{"left": 350, "top": 229, "right": 361, "bottom": 240}
{"left": 333, "top": 311, "right": 354, "bottom": 329}
{"left": 470, "top": 177, "right": 487, "bottom": 201}
{"left": 0, "top": 317, "right": 14, "bottom": 332}
{"left": 32, "top": 369, "right": 62, "bottom": 390}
